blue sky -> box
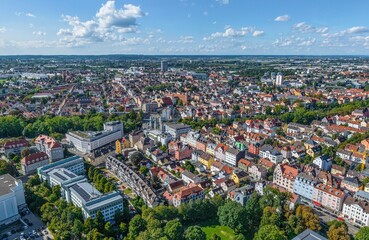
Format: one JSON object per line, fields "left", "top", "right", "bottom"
{"left": 0, "top": 0, "right": 369, "bottom": 55}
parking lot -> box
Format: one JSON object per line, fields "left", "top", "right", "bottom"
{"left": 0, "top": 209, "right": 53, "bottom": 240}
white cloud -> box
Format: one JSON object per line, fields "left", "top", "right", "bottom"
{"left": 15, "top": 12, "right": 36, "bottom": 18}
{"left": 252, "top": 30, "right": 264, "bottom": 37}
{"left": 274, "top": 15, "right": 290, "bottom": 22}
{"left": 178, "top": 36, "right": 194, "bottom": 43}
{"left": 273, "top": 36, "right": 316, "bottom": 47}
{"left": 216, "top": 0, "right": 229, "bottom": 5}
{"left": 33, "top": 31, "right": 46, "bottom": 36}
{"left": 204, "top": 26, "right": 253, "bottom": 40}
{"left": 293, "top": 22, "right": 329, "bottom": 34}
{"left": 298, "top": 38, "right": 316, "bottom": 46}
{"left": 57, "top": 0, "right": 146, "bottom": 46}
{"left": 26, "top": 13, "right": 36, "bottom": 18}
{"left": 346, "top": 26, "right": 369, "bottom": 34}
{"left": 0, "top": 27, "right": 6, "bottom": 33}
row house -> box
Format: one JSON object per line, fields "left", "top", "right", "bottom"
{"left": 273, "top": 164, "right": 299, "bottom": 193}
{"left": 214, "top": 143, "right": 228, "bottom": 162}
{"left": 293, "top": 172, "right": 318, "bottom": 201}
{"left": 312, "top": 183, "right": 346, "bottom": 212}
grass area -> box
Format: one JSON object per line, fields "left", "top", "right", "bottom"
{"left": 123, "top": 188, "right": 132, "bottom": 194}
{"left": 191, "top": 218, "right": 237, "bottom": 240}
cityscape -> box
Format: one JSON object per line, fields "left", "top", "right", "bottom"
{"left": 1, "top": 1, "right": 369, "bottom": 240}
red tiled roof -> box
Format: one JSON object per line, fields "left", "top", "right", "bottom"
{"left": 22, "top": 152, "right": 49, "bottom": 166}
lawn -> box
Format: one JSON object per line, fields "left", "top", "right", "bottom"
{"left": 192, "top": 218, "right": 237, "bottom": 240}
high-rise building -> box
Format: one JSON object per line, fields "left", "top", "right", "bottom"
{"left": 161, "top": 61, "right": 168, "bottom": 72}
{"left": 275, "top": 72, "right": 283, "bottom": 86}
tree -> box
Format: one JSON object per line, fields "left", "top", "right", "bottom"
{"left": 84, "top": 217, "right": 96, "bottom": 233}
{"left": 128, "top": 215, "right": 147, "bottom": 239}
{"left": 72, "top": 219, "right": 84, "bottom": 239}
{"left": 211, "top": 234, "right": 221, "bottom": 240}
{"left": 164, "top": 219, "right": 184, "bottom": 240}
{"left": 327, "top": 220, "right": 350, "bottom": 240}
{"left": 86, "top": 228, "right": 103, "bottom": 240}
{"left": 130, "top": 152, "right": 144, "bottom": 166}
{"left": 217, "top": 200, "right": 247, "bottom": 230}
{"left": 104, "top": 222, "right": 114, "bottom": 237}
{"left": 185, "top": 226, "right": 206, "bottom": 240}
{"left": 355, "top": 226, "right": 369, "bottom": 240}
{"left": 139, "top": 166, "right": 149, "bottom": 176}
{"left": 94, "top": 211, "right": 105, "bottom": 232}
{"left": 254, "top": 224, "right": 287, "bottom": 240}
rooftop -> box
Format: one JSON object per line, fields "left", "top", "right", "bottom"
{"left": 0, "top": 174, "right": 19, "bottom": 196}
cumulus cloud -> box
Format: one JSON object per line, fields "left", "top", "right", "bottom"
{"left": 178, "top": 36, "right": 194, "bottom": 43}
{"left": 293, "top": 22, "right": 329, "bottom": 34}
{"left": 0, "top": 27, "right": 6, "bottom": 33}
{"left": 274, "top": 15, "right": 290, "bottom": 22}
{"left": 57, "top": 0, "right": 146, "bottom": 46}
{"left": 33, "top": 31, "right": 46, "bottom": 36}
{"left": 273, "top": 36, "right": 316, "bottom": 47}
{"left": 252, "top": 30, "right": 264, "bottom": 37}
{"left": 204, "top": 26, "right": 253, "bottom": 40}
{"left": 346, "top": 26, "right": 369, "bottom": 34}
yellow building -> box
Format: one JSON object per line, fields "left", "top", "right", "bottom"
{"left": 115, "top": 140, "right": 122, "bottom": 154}
{"left": 199, "top": 152, "right": 214, "bottom": 170}
{"left": 231, "top": 170, "right": 248, "bottom": 187}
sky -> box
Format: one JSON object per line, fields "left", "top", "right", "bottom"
{"left": 0, "top": 0, "right": 369, "bottom": 55}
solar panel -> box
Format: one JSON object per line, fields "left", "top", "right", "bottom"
{"left": 71, "top": 184, "right": 92, "bottom": 202}
{"left": 54, "top": 172, "right": 68, "bottom": 181}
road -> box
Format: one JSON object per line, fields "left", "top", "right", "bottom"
{"left": 56, "top": 84, "right": 74, "bottom": 116}
{"left": 312, "top": 205, "right": 359, "bottom": 235}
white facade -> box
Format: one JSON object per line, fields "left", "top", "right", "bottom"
{"left": 275, "top": 73, "right": 283, "bottom": 86}
{"left": 342, "top": 197, "right": 369, "bottom": 226}
{"left": 0, "top": 174, "right": 26, "bottom": 225}
{"left": 66, "top": 121, "right": 123, "bottom": 154}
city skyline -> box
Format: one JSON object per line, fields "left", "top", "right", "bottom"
{"left": 1, "top": 0, "right": 369, "bottom": 55}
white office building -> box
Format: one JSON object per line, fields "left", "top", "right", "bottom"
{"left": 0, "top": 174, "right": 26, "bottom": 225}
{"left": 66, "top": 121, "right": 124, "bottom": 154}
{"left": 46, "top": 167, "right": 123, "bottom": 221}
{"left": 275, "top": 72, "right": 283, "bottom": 86}
{"left": 342, "top": 195, "right": 369, "bottom": 227}
{"left": 37, "top": 155, "right": 85, "bottom": 182}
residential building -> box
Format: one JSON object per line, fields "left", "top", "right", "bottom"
{"left": 172, "top": 184, "right": 204, "bottom": 207}
{"left": 312, "top": 183, "right": 346, "bottom": 212}
{"left": 35, "top": 135, "right": 64, "bottom": 161}
{"left": 225, "top": 147, "right": 244, "bottom": 167}
{"left": 259, "top": 145, "right": 283, "bottom": 164}
{"left": 66, "top": 121, "right": 124, "bottom": 154}
{"left": 106, "top": 156, "right": 159, "bottom": 208}
{"left": 273, "top": 164, "right": 299, "bottom": 193}
{"left": 228, "top": 184, "right": 254, "bottom": 205}
{"left": 21, "top": 152, "right": 49, "bottom": 175}
{"left": 248, "top": 164, "right": 267, "bottom": 181}
{"left": 181, "top": 170, "right": 202, "bottom": 184}
{"left": 214, "top": 143, "right": 228, "bottom": 163}
{"left": 293, "top": 172, "right": 318, "bottom": 201}
{"left": 341, "top": 177, "right": 362, "bottom": 193}
{"left": 313, "top": 155, "right": 332, "bottom": 171}
{"left": 3, "top": 139, "right": 29, "bottom": 157}
{"left": 232, "top": 170, "right": 248, "bottom": 187}
{"left": 342, "top": 195, "right": 369, "bottom": 227}
{"left": 0, "top": 174, "right": 26, "bottom": 225}
{"left": 198, "top": 152, "right": 214, "bottom": 170}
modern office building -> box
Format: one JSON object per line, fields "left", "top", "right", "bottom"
{"left": 164, "top": 123, "right": 192, "bottom": 139}
{"left": 35, "top": 135, "right": 64, "bottom": 161}
{"left": 0, "top": 174, "right": 26, "bottom": 226}
{"left": 275, "top": 72, "right": 283, "bottom": 86}
{"left": 37, "top": 155, "right": 85, "bottom": 182}
{"left": 45, "top": 167, "right": 123, "bottom": 221}
{"left": 66, "top": 121, "right": 124, "bottom": 154}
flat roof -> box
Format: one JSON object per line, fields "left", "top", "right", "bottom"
{"left": 49, "top": 168, "right": 78, "bottom": 182}
{"left": 292, "top": 229, "right": 327, "bottom": 240}
{"left": 38, "top": 155, "right": 82, "bottom": 173}
{"left": 84, "top": 191, "right": 123, "bottom": 211}
{"left": 0, "top": 174, "right": 18, "bottom": 196}
{"left": 71, "top": 182, "right": 102, "bottom": 203}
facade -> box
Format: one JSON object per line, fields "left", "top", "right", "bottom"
{"left": 312, "top": 183, "right": 346, "bottom": 212}
{"left": 199, "top": 152, "right": 214, "bottom": 170}
{"left": 273, "top": 164, "right": 298, "bottom": 193}
{"left": 293, "top": 172, "right": 318, "bottom": 201}
{"left": 3, "top": 139, "right": 29, "bottom": 157}
{"left": 172, "top": 184, "right": 204, "bottom": 207}
{"left": 35, "top": 135, "right": 64, "bottom": 161}
{"left": 228, "top": 185, "right": 254, "bottom": 206}
{"left": 341, "top": 177, "right": 362, "bottom": 193}
{"left": 224, "top": 147, "right": 244, "bottom": 166}
{"left": 0, "top": 174, "right": 26, "bottom": 225}
{"left": 342, "top": 195, "right": 369, "bottom": 227}
{"left": 164, "top": 123, "right": 191, "bottom": 139}
{"left": 37, "top": 155, "right": 85, "bottom": 182}
{"left": 47, "top": 168, "right": 123, "bottom": 221}
{"left": 259, "top": 145, "right": 283, "bottom": 164}
{"left": 232, "top": 170, "right": 248, "bottom": 187}
{"left": 66, "top": 121, "right": 124, "bottom": 154}
{"left": 313, "top": 155, "right": 332, "bottom": 171}
{"left": 21, "top": 152, "right": 49, "bottom": 175}
{"left": 214, "top": 143, "right": 228, "bottom": 163}
{"left": 106, "top": 156, "right": 160, "bottom": 208}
